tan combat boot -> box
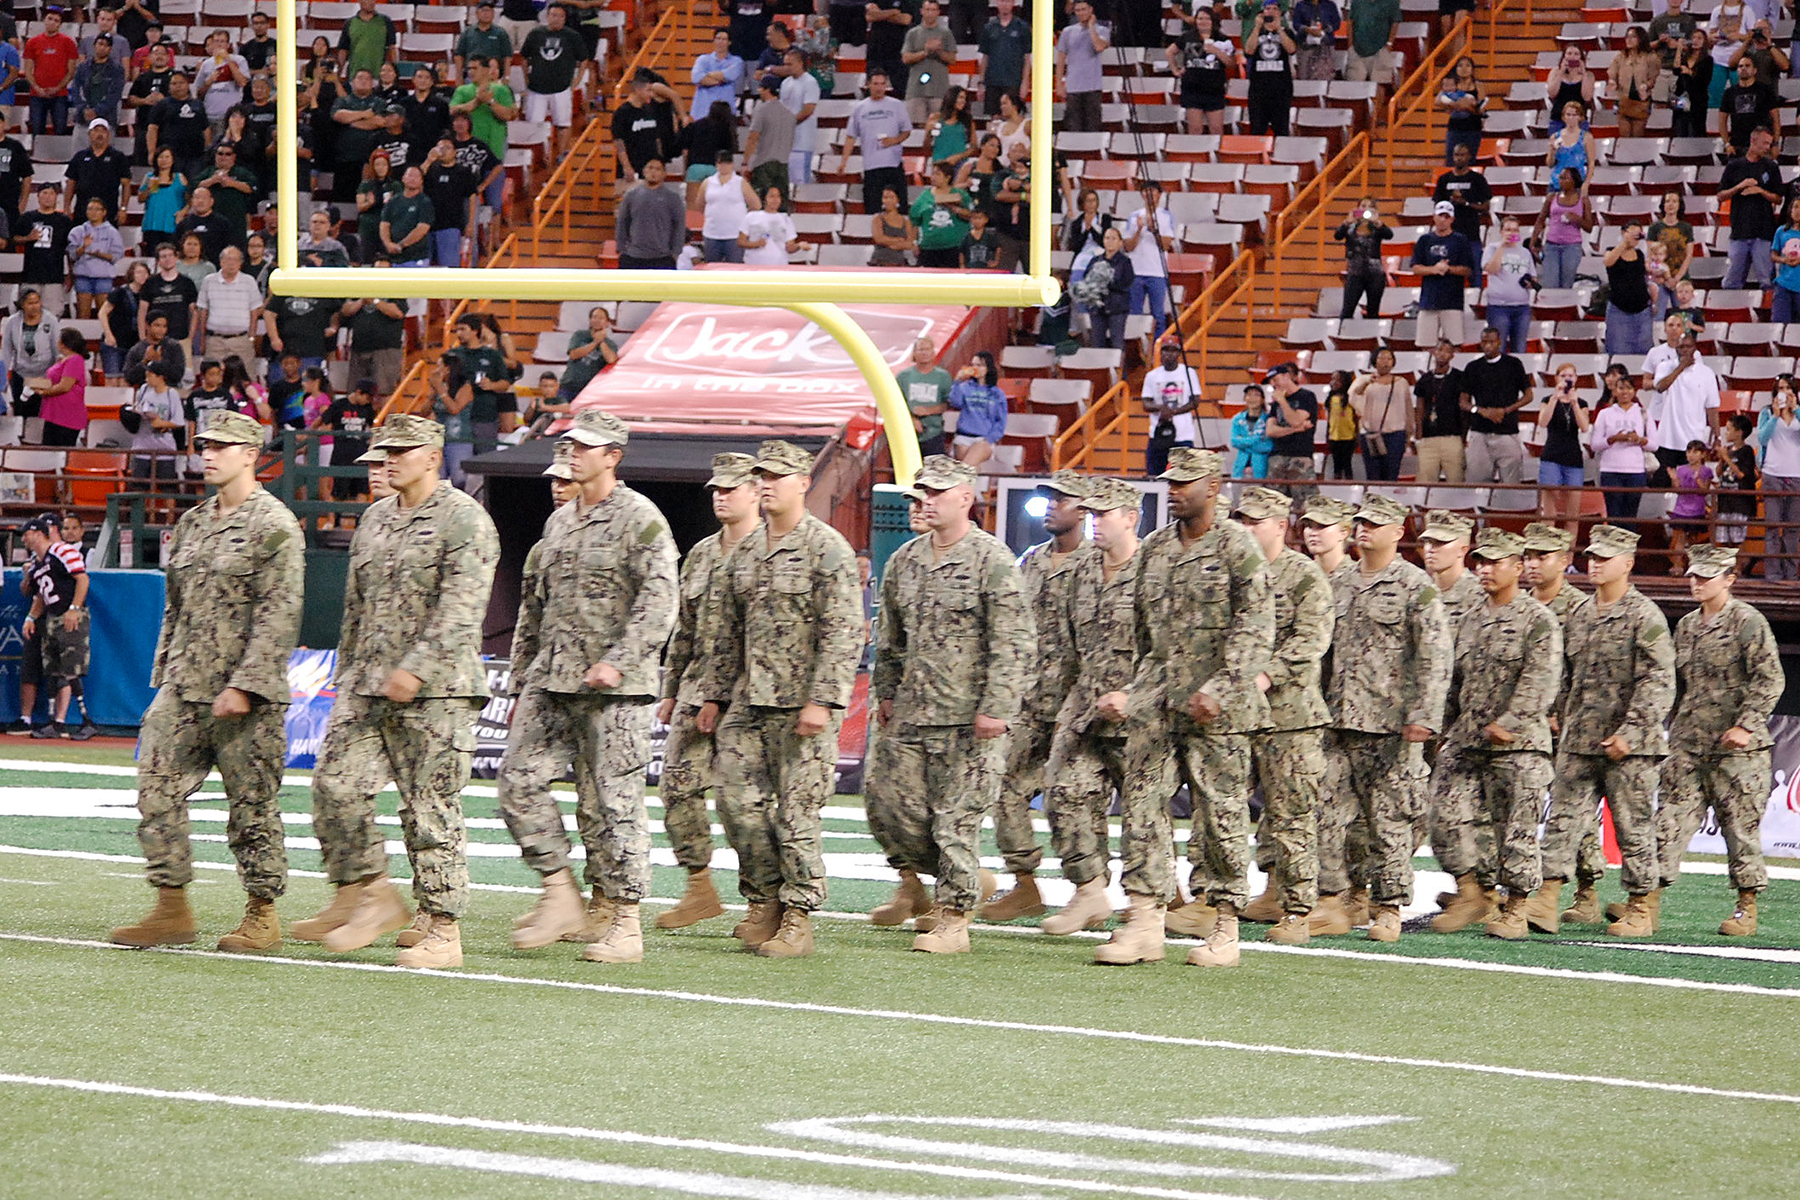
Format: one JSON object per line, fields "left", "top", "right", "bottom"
{"left": 656, "top": 867, "right": 725, "bottom": 929}
{"left": 110, "top": 886, "right": 197, "bottom": 947}
{"left": 911, "top": 907, "right": 971, "bottom": 953}
{"left": 1479, "top": 888, "right": 1502, "bottom": 924}
{"left": 1604, "top": 899, "right": 1629, "bottom": 923}
{"left": 1308, "top": 892, "right": 1352, "bottom": 936}
{"left": 1165, "top": 898, "right": 1218, "bottom": 937}
{"left": 1522, "top": 878, "right": 1565, "bottom": 935}
{"left": 1486, "top": 891, "right": 1530, "bottom": 940}
{"left": 582, "top": 903, "right": 644, "bottom": 963}
{"left": 395, "top": 915, "right": 462, "bottom": 968}
{"left": 733, "top": 900, "right": 784, "bottom": 949}
{"left": 1241, "top": 868, "right": 1283, "bottom": 923}
{"left": 216, "top": 896, "right": 280, "bottom": 952}
{"left": 1093, "top": 895, "right": 1165, "bottom": 965}
{"left": 323, "top": 875, "right": 411, "bottom": 952}
{"left": 1560, "top": 883, "right": 1603, "bottom": 925}
{"left": 1185, "top": 901, "right": 1239, "bottom": 967}
{"left": 511, "top": 867, "right": 589, "bottom": 950}
{"left": 289, "top": 882, "right": 361, "bottom": 942}
{"left": 396, "top": 907, "right": 434, "bottom": 949}
{"left": 869, "top": 870, "right": 932, "bottom": 927}
{"left": 1366, "top": 903, "right": 1402, "bottom": 942}
{"left": 756, "top": 909, "right": 815, "bottom": 958}
{"left": 1606, "top": 892, "right": 1658, "bottom": 938}
{"left": 1430, "top": 873, "right": 1488, "bottom": 933}
{"left": 1720, "top": 889, "right": 1758, "bottom": 937}
{"left": 1041, "top": 878, "right": 1113, "bottom": 935}
{"left": 1265, "top": 912, "right": 1311, "bottom": 945}
{"left": 1645, "top": 888, "right": 1664, "bottom": 931}
{"left": 977, "top": 873, "right": 1047, "bottom": 921}
{"left": 563, "top": 890, "right": 616, "bottom": 942}
{"left": 1345, "top": 887, "right": 1372, "bottom": 927}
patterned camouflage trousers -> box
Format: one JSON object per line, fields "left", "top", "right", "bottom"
{"left": 1315, "top": 728, "right": 1370, "bottom": 895}
{"left": 1122, "top": 715, "right": 1250, "bottom": 908}
{"left": 1657, "top": 750, "right": 1772, "bottom": 891}
{"left": 659, "top": 701, "right": 717, "bottom": 871}
{"left": 1251, "top": 728, "right": 1323, "bottom": 913}
{"left": 715, "top": 704, "right": 843, "bottom": 910}
{"left": 135, "top": 691, "right": 288, "bottom": 898}
{"left": 497, "top": 689, "right": 653, "bottom": 902}
{"left": 1437, "top": 748, "right": 1552, "bottom": 894}
{"left": 1043, "top": 726, "right": 1126, "bottom": 887}
{"left": 993, "top": 718, "right": 1051, "bottom": 875}
{"left": 1325, "top": 731, "right": 1422, "bottom": 905}
{"left": 1542, "top": 752, "right": 1659, "bottom": 894}
{"left": 313, "top": 693, "right": 480, "bottom": 918}
{"left": 865, "top": 724, "right": 1005, "bottom": 911}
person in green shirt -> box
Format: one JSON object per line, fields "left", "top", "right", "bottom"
{"left": 330, "top": 70, "right": 389, "bottom": 202}
{"left": 1345, "top": 0, "right": 1401, "bottom": 104}
{"left": 193, "top": 144, "right": 259, "bottom": 242}
{"left": 355, "top": 152, "right": 401, "bottom": 261}
{"left": 380, "top": 166, "right": 435, "bottom": 264}
{"left": 1236, "top": 0, "right": 1290, "bottom": 26}
{"left": 441, "top": 313, "right": 515, "bottom": 463}
{"left": 340, "top": 280, "right": 407, "bottom": 396}
{"left": 454, "top": 2, "right": 514, "bottom": 84}
{"left": 909, "top": 161, "right": 973, "bottom": 268}
{"left": 894, "top": 335, "right": 953, "bottom": 457}
{"left": 449, "top": 56, "right": 519, "bottom": 164}
{"left": 555, "top": 306, "right": 619, "bottom": 402}
{"left": 336, "top": 0, "right": 397, "bottom": 80}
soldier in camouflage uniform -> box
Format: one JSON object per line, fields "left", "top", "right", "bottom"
{"left": 1321, "top": 495, "right": 1451, "bottom": 942}
{"left": 980, "top": 470, "right": 1095, "bottom": 923}
{"left": 541, "top": 440, "right": 576, "bottom": 504}
{"left": 701, "top": 440, "right": 864, "bottom": 957}
{"left": 298, "top": 414, "right": 499, "bottom": 969}
{"left": 360, "top": 447, "right": 395, "bottom": 500}
{"left": 1040, "top": 478, "right": 1143, "bottom": 955}
{"left": 1120, "top": 448, "right": 1273, "bottom": 968}
{"left": 1521, "top": 525, "right": 1675, "bottom": 937}
{"left": 110, "top": 412, "right": 305, "bottom": 953}
{"left": 1430, "top": 529, "right": 1562, "bottom": 939}
{"left": 498, "top": 410, "right": 678, "bottom": 965}
{"left": 870, "top": 455, "right": 1034, "bottom": 954}
{"left": 652, "top": 453, "right": 760, "bottom": 932}
{"left": 1657, "top": 544, "right": 1784, "bottom": 937}
{"left": 1231, "top": 487, "right": 1332, "bottom": 946}
{"left": 1418, "top": 509, "right": 1482, "bottom": 870}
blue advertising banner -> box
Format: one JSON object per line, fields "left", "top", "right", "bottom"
{"left": 0, "top": 568, "right": 163, "bottom": 727}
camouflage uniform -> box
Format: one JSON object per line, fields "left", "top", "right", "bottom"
{"left": 137, "top": 419, "right": 304, "bottom": 899}
{"left": 1420, "top": 522, "right": 1482, "bottom": 856}
{"left": 1542, "top": 580, "right": 1672, "bottom": 896}
{"left": 870, "top": 459, "right": 1034, "bottom": 911}
{"left": 1324, "top": 497, "right": 1451, "bottom": 906}
{"left": 1536, "top": 579, "right": 1608, "bottom": 888}
{"left": 313, "top": 418, "right": 500, "bottom": 919}
{"left": 1658, "top": 588, "right": 1783, "bottom": 892}
{"left": 1436, "top": 532, "right": 1563, "bottom": 896}
{"left": 498, "top": 424, "right": 678, "bottom": 904}
{"left": 1121, "top": 451, "right": 1273, "bottom": 909}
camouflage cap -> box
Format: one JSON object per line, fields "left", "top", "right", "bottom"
{"left": 751, "top": 440, "right": 814, "bottom": 477}
{"left": 1157, "top": 446, "right": 1223, "bottom": 482}
{"left": 1233, "top": 485, "right": 1292, "bottom": 522}
{"left": 1038, "top": 468, "right": 1093, "bottom": 499}
{"left": 542, "top": 441, "right": 575, "bottom": 480}
{"left": 706, "top": 451, "right": 757, "bottom": 488}
{"left": 901, "top": 486, "right": 927, "bottom": 503}
{"left": 1584, "top": 524, "right": 1641, "bottom": 559}
{"left": 1470, "top": 527, "right": 1524, "bottom": 560}
{"left": 1300, "top": 494, "right": 1358, "bottom": 526}
{"left": 914, "top": 454, "right": 978, "bottom": 490}
{"left": 191, "top": 410, "right": 263, "bottom": 446}
{"left": 1685, "top": 542, "right": 1740, "bottom": 578}
{"left": 371, "top": 412, "right": 445, "bottom": 450}
{"left": 1520, "top": 521, "right": 1574, "bottom": 553}
{"left": 1354, "top": 493, "right": 1409, "bottom": 527}
{"left": 355, "top": 447, "right": 389, "bottom": 465}
{"left": 562, "top": 408, "right": 629, "bottom": 447}
{"left": 1419, "top": 509, "right": 1474, "bottom": 544}
{"left": 1078, "top": 477, "right": 1143, "bottom": 513}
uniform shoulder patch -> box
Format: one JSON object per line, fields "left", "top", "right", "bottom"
{"left": 261, "top": 527, "right": 292, "bottom": 555}
{"left": 639, "top": 520, "right": 667, "bottom": 546}
{"left": 1417, "top": 584, "right": 1440, "bottom": 606}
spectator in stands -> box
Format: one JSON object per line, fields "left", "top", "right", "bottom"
{"left": 1651, "top": 0, "right": 1698, "bottom": 100}
{"left": 616, "top": 158, "right": 686, "bottom": 270}
{"left": 697, "top": 151, "right": 758, "bottom": 263}
{"left": 71, "top": 32, "right": 125, "bottom": 131}
{"left": 1170, "top": 8, "right": 1233, "bottom": 137}
{"left": 66, "top": 197, "right": 122, "bottom": 320}
{"left": 66, "top": 118, "right": 130, "bottom": 225}
{"left": 1414, "top": 337, "right": 1467, "bottom": 484}
{"left": 961, "top": 206, "right": 1003, "bottom": 268}
{"left": 1230, "top": 385, "right": 1273, "bottom": 479}
{"left": 1323, "top": 371, "right": 1358, "bottom": 479}
{"left": 1772, "top": 196, "right": 1800, "bottom": 324}
{"left": 421, "top": 138, "right": 479, "bottom": 268}
{"left": 341, "top": 273, "right": 408, "bottom": 398}
{"left": 220, "top": 356, "right": 272, "bottom": 425}
{"left": 1264, "top": 362, "right": 1320, "bottom": 499}
{"left": 99, "top": 261, "right": 149, "bottom": 383}
{"left": 1533, "top": 167, "right": 1594, "bottom": 290}
{"left": 372, "top": 106, "right": 417, "bottom": 174}
{"left": 127, "top": 358, "right": 184, "bottom": 489}
{"left": 1669, "top": 275, "right": 1705, "bottom": 330}
{"left": 911, "top": 159, "right": 973, "bottom": 268}
{"left": 780, "top": 49, "right": 822, "bottom": 185}
{"left": 868, "top": 184, "right": 919, "bottom": 265}
{"left": 1346, "top": 0, "right": 1401, "bottom": 109}
{"left": 1437, "top": 55, "right": 1485, "bottom": 165}
{"left": 946, "top": 350, "right": 1006, "bottom": 469}
{"left": 1078, "top": 225, "right": 1133, "bottom": 349}
{"left": 447, "top": 115, "right": 506, "bottom": 250}
{"left": 0, "top": 34, "right": 22, "bottom": 112}
{"left": 298, "top": 208, "right": 351, "bottom": 268}
{"left": 240, "top": 10, "right": 278, "bottom": 72}
{"left": 682, "top": 99, "right": 738, "bottom": 201}
{"left": 313, "top": 377, "right": 378, "bottom": 502}
{"left": 1141, "top": 339, "right": 1202, "bottom": 475}
{"left": 746, "top": 74, "right": 796, "bottom": 202}
{"left": 1667, "top": 438, "right": 1714, "bottom": 571}
{"left": 1714, "top": 413, "right": 1758, "bottom": 554}
{"left": 866, "top": 0, "right": 914, "bottom": 100}
{"left": 148, "top": 72, "right": 210, "bottom": 182}
{"left": 0, "top": 115, "right": 28, "bottom": 234}
{"left": 127, "top": 317, "right": 189, "bottom": 395}
{"left": 827, "top": 0, "right": 866, "bottom": 52}
{"left": 902, "top": 0, "right": 957, "bottom": 126}
{"left": 1123, "top": 182, "right": 1176, "bottom": 335}
{"left": 1646, "top": 331, "right": 1720, "bottom": 488}
{"left": 1062, "top": 182, "right": 1112, "bottom": 288}
{"left": 339, "top": 0, "right": 398, "bottom": 80}
{"left": 1290, "top": 0, "right": 1340, "bottom": 82}
{"left": 127, "top": 41, "right": 176, "bottom": 148}
{"left": 401, "top": 68, "right": 451, "bottom": 164}
{"left": 1544, "top": 44, "right": 1596, "bottom": 125}
{"left": 355, "top": 153, "right": 401, "bottom": 259}
{"left": 451, "top": 56, "right": 518, "bottom": 208}
{"left": 977, "top": 0, "right": 1031, "bottom": 120}
{"left": 522, "top": 4, "right": 588, "bottom": 163}
{"left": 1483, "top": 215, "right": 1536, "bottom": 355}
{"left": 1719, "top": 57, "right": 1780, "bottom": 157}
{"left": 195, "top": 143, "right": 258, "bottom": 249}
{"left": 456, "top": 3, "right": 514, "bottom": 86}
{"left": 175, "top": 186, "right": 230, "bottom": 268}
{"left": 1241, "top": 3, "right": 1296, "bottom": 138}
{"left": 1671, "top": 28, "right": 1714, "bottom": 138}
{"left": 896, "top": 336, "right": 952, "bottom": 456}
{"left": 23, "top": 328, "right": 90, "bottom": 447}
{"left": 243, "top": 232, "right": 275, "bottom": 294}
{"left": 1647, "top": 191, "right": 1697, "bottom": 287}
{"left": 1545, "top": 100, "right": 1595, "bottom": 188}
{"left": 988, "top": 89, "right": 1030, "bottom": 160}
{"left": 17, "top": 185, "right": 73, "bottom": 320}
{"left": 1705, "top": 0, "right": 1752, "bottom": 108}
{"left": 1433, "top": 141, "right": 1492, "bottom": 247}
{"left": 24, "top": 10, "right": 78, "bottom": 135}
{"left": 195, "top": 246, "right": 264, "bottom": 368}
{"left": 1590, "top": 374, "right": 1651, "bottom": 520}
{"left": 1462, "top": 325, "right": 1532, "bottom": 486}
{"left": 692, "top": 28, "right": 745, "bottom": 121}
{"left": 757, "top": 20, "right": 794, "bottom": 77}
{"left": 333, "top": 68, "right": 392, "bottom": 203}
{"left": 1535, "top": 363, "right": 1592, "bottom": 535}
{"left": 195, "top": 30, "right": 248, "bottom": 125}
{"left": 1603, "top": 222, "right": 1655, "bottom": 356}
{"left": 1613, "top": 27, "right": 1660, "bottom": 138}
{"left": 739, "top": 184, "right": 799, "bottom": 265}
{"left": 1756, "top": 374, "right": 1800, "bottom": 578}
{"left": 134, "top": 148, "right": 187, "bottom": 252}
{"left": 262, "top": 287, "right": 338, "bottom": 389}
{"left": 1056, "top": 1, "right": 1109, "bottom": 134}
{"left": 556, "top": 307, "right": 618, "bottom": 406}
{"left": 1, "top": 289, "right": 61, "bottom": 409}
{"left": 726, "top": 0, "right": 774, "bottom": 63}
{"left": 1350, "top": 346, "right": 1412, "bottom": 481}
{"left": 1727, "top": 17, "right": 1789, "bottom": 87}
{"left": 1411, "top": 201, "right": 1476, "bottom": 349}
{"left": 924, "top": 84, "right": 975, "bottom": 177}
{"left": 842, "top": 69, "right": 912, "bottom": 216}
{"left": 381, "top": 164, "right": 435, "bottom": 267}
{"left": 1720, "top": 125, "right": 1783, "bottom": 288}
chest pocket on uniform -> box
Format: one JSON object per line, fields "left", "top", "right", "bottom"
{"left": 400, "top": 529, "right": 441, "bottom": 585}
{"left": 935, "top": 581, "right": 984, "bottom": 639}
{"left": 1192, "top": 560, "right": 1230, "bottom": 627}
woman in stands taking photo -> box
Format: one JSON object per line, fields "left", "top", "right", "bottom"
{"left": 1671, "top": 29, "right": 1713, "bottom": 139}
{"left": 946, "top": 350, "right": 1007, "bottom": 470}
{"left": 1544, "top": 44, "right": 1597, "bottom": 125}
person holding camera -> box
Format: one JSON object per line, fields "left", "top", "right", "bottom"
{"left": 1725, "top": 18, "right": 1790, "bottom": 88}
{"left": 1536, "top": 364, "right": 1592, "bottom": 537}
{"left": 1241, "top": 2, "right": 1297, "bottom": 138}
{"left": 1334, "top": 197, "right": 1392, "bottom": 320}
{"left": 1671, "top": 29, "right": 1714, "bottom": 138}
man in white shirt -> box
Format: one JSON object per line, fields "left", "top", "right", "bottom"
{"left": 779, "top": 48, "right": 821, "bottom": 185}
{"left": 194, "top": 246, "right": 265, "bottom": 368}
{"left": 1643, "top": 329, "right": 1719, "bottom": 486}
{"left": 1123, "top": 182, "right": 1176, "bottom": 335}
{"left": 1139, "top": 338, "right": 1201, "bottom": 475}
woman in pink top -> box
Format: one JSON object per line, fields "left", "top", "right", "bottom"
{"left": 1534, "top": 167, "right": 1594, "bottom": 290}
{"left": 1589, "top": 373, "right": 1650, "bottom": 521}
{"left": 24, "top": 329, "right": 90, "bottom": 447}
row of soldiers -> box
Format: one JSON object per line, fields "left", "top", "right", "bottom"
{"left": 105, "top": 412, "right": 1782, "bottom": 968}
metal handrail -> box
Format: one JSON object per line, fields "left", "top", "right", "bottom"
{"left": 531, "top": 116, "right": 611, "bottom": 263}
{"left": 1051, "top": 378, "right": 1132, "bottom": 471}
{"left": 1270, "top": 132, "right": 1372, "bottom": 312}
{"left": 1382, "top": 12, "right": 1475, "bottom": 194}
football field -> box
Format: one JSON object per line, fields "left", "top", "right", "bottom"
{"left": 0, "top": 743, "right": 1795, "bottom": 1200}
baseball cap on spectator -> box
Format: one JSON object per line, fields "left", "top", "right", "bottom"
{"left": 1261, "top": 362, "right": 1298, "bottom": 384}
{"left": 88, "top": 118, "right": 110, "bottom": 132}
{"left": 1433, "top": 200, "right": 1456, "bottom": 218}
{"left": 21, "top": 518, "right": 53, "bottom": 537}
{"left": 759, "top": 74, "right": 782, "bottom": 95}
